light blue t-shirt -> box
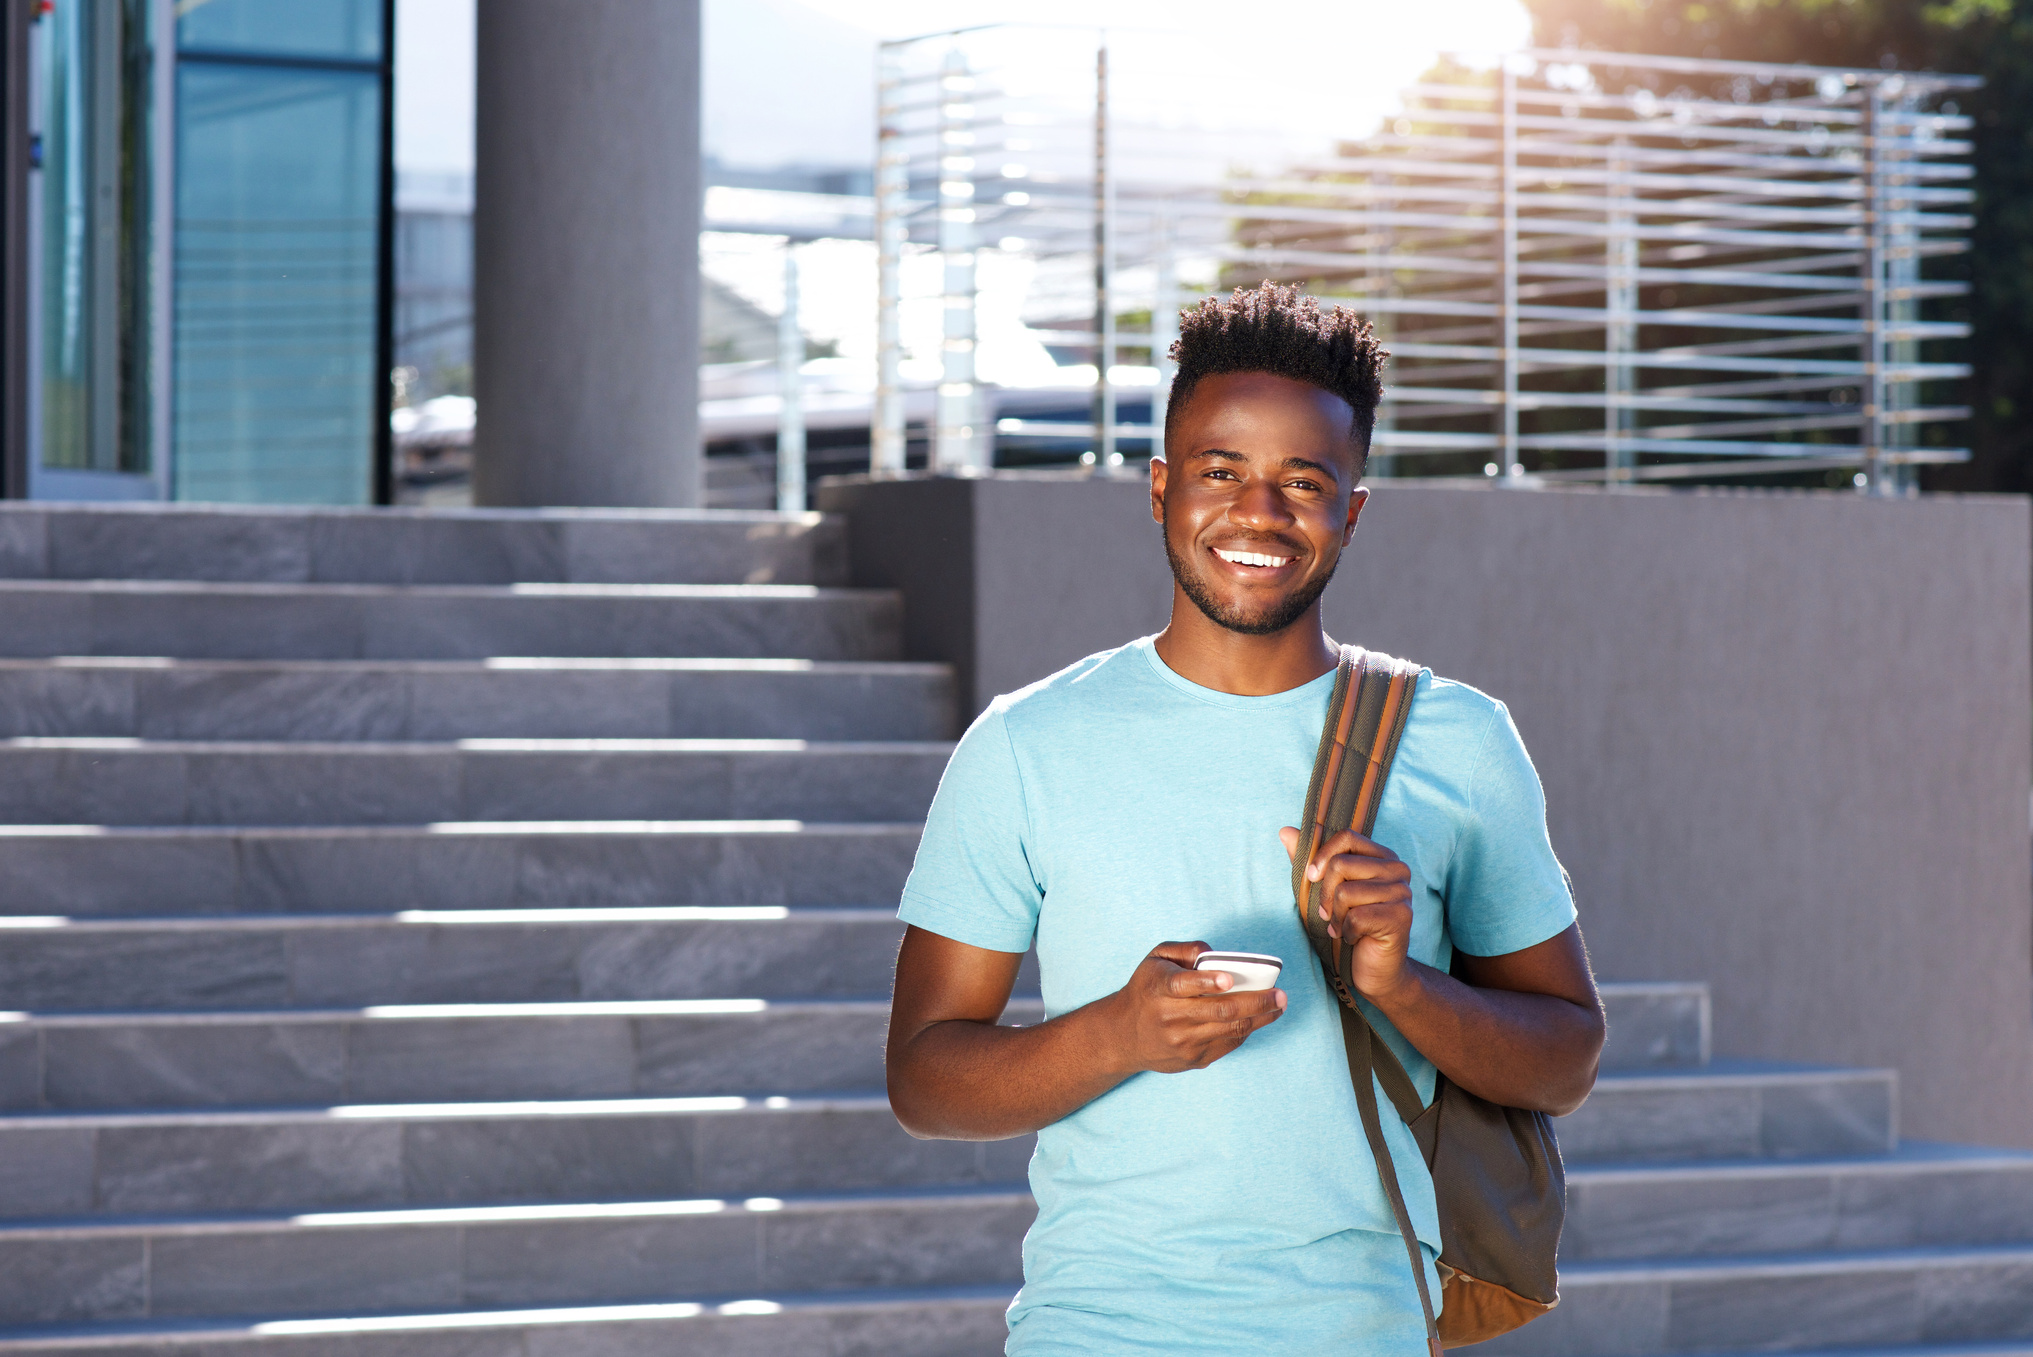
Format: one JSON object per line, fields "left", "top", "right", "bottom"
{"left": 898, "top": 636, "right": 1575, "bottom": 1356}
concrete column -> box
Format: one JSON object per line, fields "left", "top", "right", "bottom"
{"left": 472, "top": 0, "right": 702, "bottom": 507}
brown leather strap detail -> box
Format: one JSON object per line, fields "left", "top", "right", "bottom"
{"left": 1294, "top": 649, "right": 1360, "bottom": 940}
{"left": 1305, "top": 649, "right": 1361, "bottom": 897}
{"left": 1349, "top": 663, "right": 1414, "bottom": 838}
{"left": 1324, "top": 650, "right": 1395, "bottom": 987}
{"left": 1340, "top": 999, "right": 1443, "bottom": 1356}
{"left": 1300, "top": 649, "right": 1441, "bottom": 1350}
{"left": 1355, "top": 995, "right": 1427, "bottom": 1126}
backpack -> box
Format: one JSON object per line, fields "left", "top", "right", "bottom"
{"left": 1292, "top": 646, "right": 1565, "bottom": 1352}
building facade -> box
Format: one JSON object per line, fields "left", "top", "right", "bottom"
{"left": 2, "top": 0, "right": 392, "bottom": 504}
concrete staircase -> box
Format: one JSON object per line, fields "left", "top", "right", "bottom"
{"left": 0, "top": 502, "right": 2028, "bottom": 1357}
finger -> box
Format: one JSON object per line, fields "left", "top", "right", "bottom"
{"left": 1314, "top": 851, "right": 1410, "bottom": 929}
{"left": 1177, "top": 1010, "right": 1280, "bottom": 1059}
{"left": 1316, "top": 851, "right": 1412, "bottom": 889}
{"left": 1185, "top": 999, "right": 1287, "bottom": 1067}
{"left": 1326, "top": 876, "right": 1413, "bottom": 911}
{"left": 1326, "top": 883, "right": 1412, "bottom": 937}
{"left": 1330, "top": 901, "right": 1414, "bottom": 952}
{"left": 1147, "top": 940, "right": 1212, "bottom": 968}
{"left": 1161, "top": 965, "right": 1234, "bottom": 997}
{"left": 1217, "top": 999, "right": 1287, "bottom": 1040}
{"left": 1304, "top": 829, "right": 1401, "bottom": 881}
{"left": 1170, "top": 988, "right": 1287, "bottom": 1023}
{"left": 1278, "top": 826, "right": 1301, "bottom": 860}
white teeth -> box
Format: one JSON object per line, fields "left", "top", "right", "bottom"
{"left": 1214, "top": 548, "right": 1292, "bottom": 569}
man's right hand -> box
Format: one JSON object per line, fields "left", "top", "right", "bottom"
{"left": 1102, "top": 940, "right": 1287, "bottom": 1075}
{"left": 888, "top": 928, "right": 1286, "bottom": 1141}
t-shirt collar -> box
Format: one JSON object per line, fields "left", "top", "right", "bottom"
{"left": 1134, "top": 634, "right": 1339, "bottom": 711}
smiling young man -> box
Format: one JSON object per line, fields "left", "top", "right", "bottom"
{"left": 885, "top": 283, "right": 1604, "bottom": 1355}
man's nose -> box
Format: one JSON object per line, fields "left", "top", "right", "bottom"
{"left": 1227, "top": 477, "right": 1297, "bottom": 530}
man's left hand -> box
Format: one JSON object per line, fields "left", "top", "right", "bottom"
{"left": 1278, "top": 826, "right": 1414, "bottom": 1001}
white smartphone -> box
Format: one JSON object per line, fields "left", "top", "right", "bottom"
{"left": 1192, "top": 950, "right": 1284, "bottom": 992}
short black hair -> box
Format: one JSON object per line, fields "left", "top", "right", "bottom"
{"left": 1164, "top": 282, "right": 1388, "bottom": 477}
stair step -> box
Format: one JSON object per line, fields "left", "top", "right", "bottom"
{"left": 0, "top": 1189, "right": 1034, "bottom": 1327}
{"left": 1600, "top": 1346, "right": 2033, "bottom": 1357}
{"left": 10, "top": 1145, "right": 2032, "bottom": 1329}
{"left": 1557, "top": 1062, "right": 1896, "bottom": 1162}
{"left": 2, "top": 1315, "right": 2020, "bottom": 1357}
{"left": 8, "top": 1148, "right": 2030, "bottom": 1333}
{"left": 1565, "top": 1143, "right": 2033, "bottom": 1260}
{"left": 1598, "top": 981, "right": 1708, "bottom": 1071}
{"left": 0, "top": 822, "right": 921, "bottom": 917}
{"left": 0, "top": 739, "right": 952, "bottom": 827}
{"left": 0, "top": 1285, "right": 1017, "bottom": 1356}
{"left": 0, "top": 1000, "right": 1045, "bottom": 1110}
{"left": 0, "top": 581, "right": 900, "bottom": 662}
{"left": 0, "top": 1066, "right": 1894, "bottom": 1219}
{"left": 1478, "top": 1243, "right": 2033, "bottom": 1355}
{"left": 0, "top": 908, "right": 919, "bottom": 1011}
{"left": 0, "top": 503, "right": 848, "bottom": 587}
{"left": 0, "top": 987, "right": 1695, "bottom": 1110}
{"left": 0, "top": 908, "right": 1669, "bottom": 1040}
{"left": 0, "top": 657, "right": 956, "bottom": 742}
{"left": 0, "top": 1094, "right": 1038, "bottom": 1218}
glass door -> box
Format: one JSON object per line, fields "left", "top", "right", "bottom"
{"left": 170, "top": 0, "right": 388, "bottom": 504}
{"left": 27, "top": 0, "right": 168, "bottom": 500}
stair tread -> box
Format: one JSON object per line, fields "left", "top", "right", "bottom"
{"left": 1596, "top": 1347, "right": 2033, "bottom": 1357}
{"left": 0, "top": 504, "right": 833, "bottom": 524}
{"left": 0, "top": 1184, "right": 1038, "bottom": 1237}
{"left": 0, "top": 820, "right": 922, "bottom": 835}
{"left": 0, "top": 1090, "right": 901, "bottom": 1126}
{"left": 1569, "top": 1139, "right": 2033, "bottom": 1181}
{"left": 1593, "top": 1057, "right": 1894, "bottom": 1084}
{"left": 0, "top": 905, "right": 902, "bottom": 929}
{"left": 0, "top": 656, "right": 951, "bottom": 673}
{"left": 0, "top": 1283, "right": 1019, "bottom": 1345}
{"left": 1, "top": 737, "right": 954, "bottom": 753}
{"left": 0, "top": 580, "right": 878, "bottom": 599}
{"left": 0, "top": 1059, "right": 1895, "bottom": 1122}
{"left": 2, "top": 1300, "right": 2028, "bottom": 1356}
{"left": 9, "top": 997, "right": 1041, "bottom": 1022}
{"left": 1563, "top": 1238, "right": 2033, "bottom": 1279}
{"left": 0, "top": 817, "right": 914, "bottom": 838}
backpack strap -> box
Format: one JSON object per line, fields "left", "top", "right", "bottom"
{"left": 1296, "top": 645, "right": 1440, "bottom": 1355}
{"left": 1293, "top": 646, "right": 1423, "bottom": 1009}
{"left": 1341, "top": 1001, "right": 1443, "bottom": 1357}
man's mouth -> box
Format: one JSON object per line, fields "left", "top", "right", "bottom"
{"left": 1213, "top": 546, "right": 1295, "bottom": 570}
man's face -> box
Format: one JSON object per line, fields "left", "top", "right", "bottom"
{"left": 1150, "top": 371, "right": 1367, "bottom": 636}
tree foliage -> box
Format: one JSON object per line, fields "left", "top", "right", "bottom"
{"left": 1522, "top": 0, "right": 2033, "bottom": 492}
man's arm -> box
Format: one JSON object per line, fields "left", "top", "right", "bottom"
{"left": 886, "top": 927, "right": 1288, "bottom": 1141}
{"left": 1285, "top": 827, "right": 1604, "bottom": 1115}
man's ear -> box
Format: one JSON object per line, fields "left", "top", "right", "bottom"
{"left": 1343, "top": 484, "right": 1369, "bottom": 545}
{"left": 1149, "top": 455, "right": 1168, "bottom": 525}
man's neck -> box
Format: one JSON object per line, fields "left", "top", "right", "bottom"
{"left": 1151, "top": 592, "right": 1338, "bottom": 697}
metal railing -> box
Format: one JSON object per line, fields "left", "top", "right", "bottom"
{"left": 874, "top": 31, "right": 1978, "bottom": 492}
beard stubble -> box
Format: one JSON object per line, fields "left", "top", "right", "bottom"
{"left": 1162, "top": 518, "right": 1340, "bottom": 637}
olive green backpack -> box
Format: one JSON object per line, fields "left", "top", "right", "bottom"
{"left": 1292, "top": 646, "right": 1565, "bottom": 1352}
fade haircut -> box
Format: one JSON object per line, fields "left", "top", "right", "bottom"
{"left": 1164, "top": 282, "right": 1388, "bottom": 477}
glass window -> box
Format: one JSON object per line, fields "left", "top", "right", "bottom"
{"left": 172, "top": 28, "right": 383, "bottom": 504}
{"left": 176, "top": 0, "right": 382, "bottom": 63}
{"left": 36, "top": 0, "right": 156, "bottom": 476}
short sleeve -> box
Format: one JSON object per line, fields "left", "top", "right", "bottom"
{"left": 1444, "top": 701, "right": 1577, "bottom": 957}
{"left": 897, "top": 704, "right": 1043, "bottom": 954}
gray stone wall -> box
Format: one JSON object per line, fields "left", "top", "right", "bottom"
{"left": 817, "top": 474, "right": 2033, "bottom": 1148}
